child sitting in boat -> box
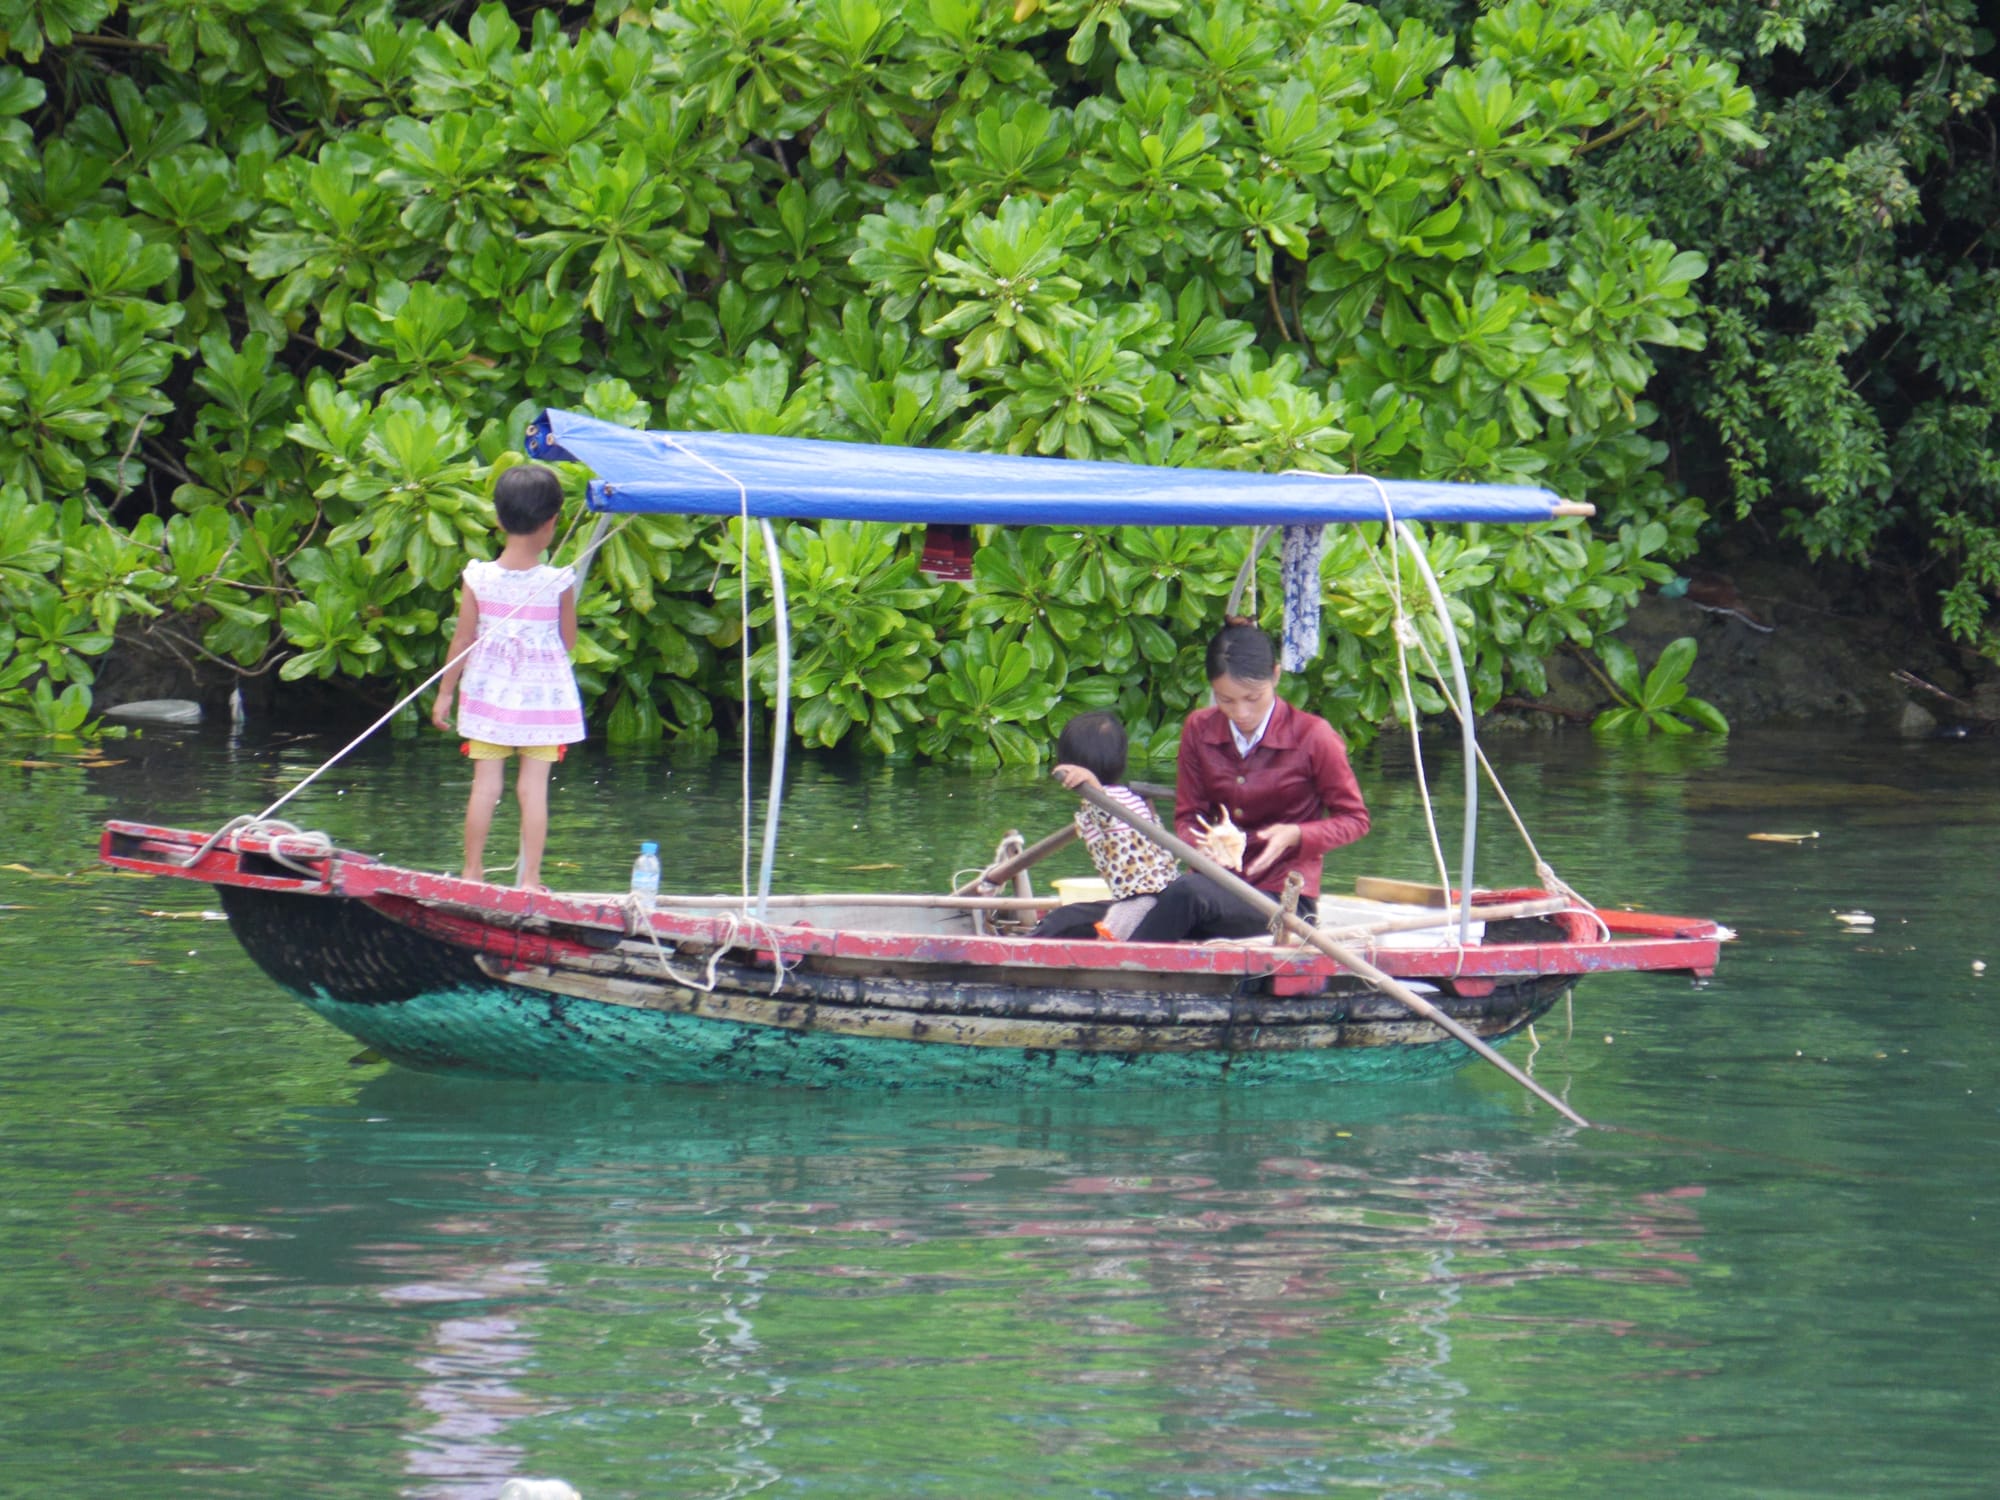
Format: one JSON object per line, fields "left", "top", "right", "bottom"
{"left": 430, "top": 463, "right": 586, "bottom": 890}
{"left": 1030, "top": 711, "right": 1179, "bottom": 940}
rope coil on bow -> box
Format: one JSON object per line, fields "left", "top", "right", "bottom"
{"left": 180, "top": 815, "right": 336, "bottom": 881}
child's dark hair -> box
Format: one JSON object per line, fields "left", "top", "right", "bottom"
{"left": 1205, "top": 616, "right": 1278, "bottom": 683}
{"left": 494, "top": 463, "right": 564, "bottom": 535}
{"left": 1056, "top": 710, "right": 1127, "bottom": 785}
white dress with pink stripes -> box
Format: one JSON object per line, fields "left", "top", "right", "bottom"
{"left": 454, "top": 560, "right": 585, "bottom": 746}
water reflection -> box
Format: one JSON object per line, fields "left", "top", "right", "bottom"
{"left": 150, "top": 1082, "right": 1713, "bottom": 1497}
{"left": 384, "top": 1258, "right": 554, "bottom": 1497}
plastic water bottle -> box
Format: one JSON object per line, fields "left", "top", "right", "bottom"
{"left": 630, "top": 840, "right": 660, "bottom": 912}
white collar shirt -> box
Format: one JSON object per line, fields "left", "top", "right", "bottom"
{"left": 1229, "top": 700, "right": 1277, "bottom": 758}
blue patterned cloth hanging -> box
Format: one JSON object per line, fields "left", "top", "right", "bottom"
{"left": 1279, "top": 524, "right": 1326, "bottom": 672}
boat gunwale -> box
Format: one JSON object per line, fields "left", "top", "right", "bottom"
{"left": 101, "top": 820, "right": 1726, "bottom": 983}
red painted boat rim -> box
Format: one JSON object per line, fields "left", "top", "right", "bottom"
{"left": 100, "top": 820, "right": 1727, "bottom": 984}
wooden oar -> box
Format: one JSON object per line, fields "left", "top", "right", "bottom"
{"left": 1072, "top": 781, "right": 1590, "bottom": 1128}
{"left": 950, "top": 824, "right": 1078, "bottom": 897}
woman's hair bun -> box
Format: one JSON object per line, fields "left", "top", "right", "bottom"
{"left": 1207, "top": 616, "right": 1278, "bottom": 682}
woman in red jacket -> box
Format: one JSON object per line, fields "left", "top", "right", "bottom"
{"left": 1128, "top": 617, "right": 1370, "bottom": 942}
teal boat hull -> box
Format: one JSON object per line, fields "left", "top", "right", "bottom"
{"left": 292, "top": 979, "right": 1542, "bottom": 1088}
{"left": 208, "top": 881, "right": 1566, "bottom": 1089}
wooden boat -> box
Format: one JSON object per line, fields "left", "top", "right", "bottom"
{"left": 99, "top": 414, "right": 1729, "bottom": 1093}
{"left": 100, "top": 819, "right": 1721, "bottom": 1087}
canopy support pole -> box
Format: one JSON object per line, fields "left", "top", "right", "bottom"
{"left": 1394, "top": 520, "right": 1479, "bottom": 946}
{"left": 1225, "top": 526, "right": 1277, "bottom": 617}
{"left": 754, "top": 517, "right": 790, "bottom": 923}
{"left": 656, "top": 434, "right": 790, "bottom": 922}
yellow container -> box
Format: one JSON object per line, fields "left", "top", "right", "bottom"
{"left": 1051, "top": 876, "right": 1113, "bottom": 904}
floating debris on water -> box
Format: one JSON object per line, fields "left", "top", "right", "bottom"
{"left": 1975, "top": 960, "right": 1987, "bottom": 975}
{"left": 103, "top": 697, "right": 201, "bottom": 725}
{"left": 1749, "top": 831, "right": 1820, "bottom": 842}
{"left": 1834, "top": 911, "right": 1875, "bottom": 927}
{"left": 143, "top": 909, "right": 229, "bottom": 922}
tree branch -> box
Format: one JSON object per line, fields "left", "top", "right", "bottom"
{"left": 1265, "top": 276, "right": 1291, "bottom": 342}
{"left": 1566, "top": 641, "right": 1631, "bottom": 705}
{"left": 139, "top": 441, "right": 196, "bottom": 487}
{"left": 72, "top": 31, "right": 168, "bottom": 53}
{"left": 1573, "top": 112, "right": 1651, "bottom": 157}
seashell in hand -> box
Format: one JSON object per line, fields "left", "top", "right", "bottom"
{"left": 1195, "top": 810, "right": 1247, "bottom": 872}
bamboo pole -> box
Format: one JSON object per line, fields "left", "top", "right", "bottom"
{"left": 1314, "top": 894, "right": 1569, "bottom": 941}
{"left": 625, "top": 892, "right": 1063, "bottom": 910}
{"left": 950, "top": 824, "right": 1078, "bottom": 897}
{"left": 599, "top": 889, "right": 1559, "bottom": 925}
{"left": 1071, "top": 782, "right": 1590, "bottom": 1128}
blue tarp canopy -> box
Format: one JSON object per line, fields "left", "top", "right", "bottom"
{"left": 528, "top": 409, "right": 1576, "bottom": 526}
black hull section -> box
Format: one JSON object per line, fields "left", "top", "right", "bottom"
{"left": 218, "top": 885, "right": 489, "bottom": 1005}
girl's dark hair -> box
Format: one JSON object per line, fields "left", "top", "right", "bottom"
{"left": 494, "top": 463, "right": 565, "bottom": 534}
{"left": 1205, "top": 616, "right": 1278, "bottom": 683}
{"left": 1056, "top": 710, "right": 1127, "bottom": 785}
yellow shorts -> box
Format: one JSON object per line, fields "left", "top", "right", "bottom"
{"left": 462, "top": 740, "right": 565, "bottom": 763}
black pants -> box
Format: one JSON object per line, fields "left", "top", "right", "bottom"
{"left": 1030, "top": 900, "right": 1112, "bottom": 939}
{"left": 1126, "top": 873, "right": 1316, "bottom": 943}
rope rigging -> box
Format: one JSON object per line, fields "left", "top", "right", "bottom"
{"left": 1227, "top": 484, "right": 1602, "bottom": 940}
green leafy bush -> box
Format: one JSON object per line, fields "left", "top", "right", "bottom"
{"left": 1590, "top": 636, "right": 1729, "bottom": 737}
{"left": 0, "top": 0, "right": 1766, "bottom": 750}
{"left": 1569, "top": 0, "right": 2000, "bottom": 659}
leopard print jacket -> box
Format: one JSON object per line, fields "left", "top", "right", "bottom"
{"left": 1075, "top": 786, "right": 1179, "bottom": 899}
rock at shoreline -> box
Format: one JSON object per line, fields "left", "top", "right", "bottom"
{"left": 1898, "top": 701, "right": 1938, "bottom": 738}
{"left": 1527, "top": 553, "right": 1993, "bottom": 729}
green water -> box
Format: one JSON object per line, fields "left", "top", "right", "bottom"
{"left": 2, "top": 726, "right": 1997, "bottom": 1497}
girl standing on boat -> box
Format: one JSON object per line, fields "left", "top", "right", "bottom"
{"left": 430, "top": 463, "right": 586, "bottom": 890}
{"left": 1128, "top": 618, "right": 1369, "bottom": 942}
{"left": 1032, "top": 711, "right": 1180, "bottom": 940}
